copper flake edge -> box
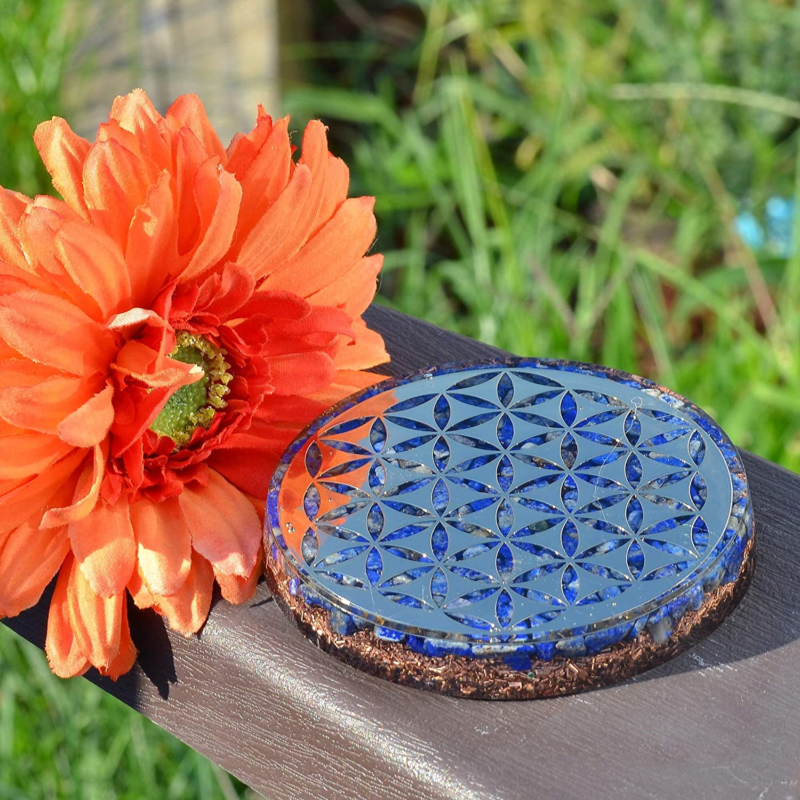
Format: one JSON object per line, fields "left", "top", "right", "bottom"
{"left": 264, "top": 534, "right": 755, "bottom": 701}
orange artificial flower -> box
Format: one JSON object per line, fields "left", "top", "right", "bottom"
{"left": 0, "top": 90, "right": 388, "bottom": 678}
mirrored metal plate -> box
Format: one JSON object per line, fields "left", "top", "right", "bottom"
{"left": 267, "top": 360, "right": 752, "bottom": 657}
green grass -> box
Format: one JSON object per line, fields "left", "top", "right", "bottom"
{"left": 285, "top": 0, "right": 800, "bottom": 470}
{"left": 3, "top": 0, "right": 800, "bottom": 795}
{"left": 0, "top": 626, "right": 254, "bottom": 799}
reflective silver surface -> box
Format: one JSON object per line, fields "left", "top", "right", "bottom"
{"left": 269, "top": 362, "right": 743, "bottom": 643}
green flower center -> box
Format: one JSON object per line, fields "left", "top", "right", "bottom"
{"left": 150, "top": 332, "right": 233, "bottom": 447}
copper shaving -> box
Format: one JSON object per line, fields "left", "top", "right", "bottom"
{"left": 264, "top": 536, "right": 755, "bottom": 700}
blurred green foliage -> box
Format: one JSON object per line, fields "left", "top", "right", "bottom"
{"left": 285, "top": 0, "right": 800, "bottom": 471}
{"left": 0, "top": 630, "right": 252, "bottom": 799}
{"left": 0, "top": 0, "right": 79, "bottom": 195}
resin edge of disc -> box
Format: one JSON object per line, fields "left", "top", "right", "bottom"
{"left": 264, "top": 534, "right": 754, "bottom": 700}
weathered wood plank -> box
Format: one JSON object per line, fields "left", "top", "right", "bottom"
{"left": 5, "top": 304, "right": 799, "bottom": 800}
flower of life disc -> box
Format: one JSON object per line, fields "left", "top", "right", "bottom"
{"left": 266, "top": 360, "right": 752, "bottom": 692}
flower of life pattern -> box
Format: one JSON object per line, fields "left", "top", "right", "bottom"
{"left": 271, "top": 363, "right": 737, "bottom": 642}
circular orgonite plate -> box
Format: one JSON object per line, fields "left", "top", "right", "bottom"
{"left": 265, "top": 360, "right": 754, "bottom": 699}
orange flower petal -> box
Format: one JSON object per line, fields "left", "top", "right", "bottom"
{"left": 0, "top": 506, "right": 69, "bottom": 617}
{"left": 236, "top": 163, "right": 313, "bottom": 276}
{"left": 130, "top": 496, "right": 192, "bottom": 597}
{"left": 0, "top": 289, "right": 116, "bottom": 376}
{"left": 127, "top": 565, "right": 155, "bottom": 610}
{"left": 315, "top": 153, "right": 350, "bottom": 234}
{"left": 268, "top": 350, "right": 337, "bottom": 396}
{"left": 0, "top": 431, "right": 74, "bottom": 480}
{"left": 295, "top": 120, "right": 331, "bottom": 233}
{"left": 0, "top": 448, "right": 85, "bottom": 536}
{"left": 45, "top": 555, "right": 90, "bottom": 678}
{"left": 179, "top": 168, "right": 242, "bottom": 283}
{"left": 225, "top": 105, "right": 273, "bottom": 174}
{"left": 97, "top": 119, "right": 147, "bottom": 160}
{"left": 230, "top": 116, "right": 291, "bottom": 243}
{"left": 0, "top": 373, "right": 96, "bottom": 434}
{"left": 66, "top": 554, "right": 124, "bottom": 669}
{"left": 113, "top": 339, "right": 203, "bottom": 390}
{"left": 125, "top": 172, "right": 177, "bottom": 307}
{"left": 54, "top": 220, "right": 132, "bottom": 319}
{"left": 14, "top": 204, "right": 105, "bottom": 319}
{"left": 57, "top": 381, "right": 115, "bottom": 448}
{"left": 110, "top": 89, "right": 170, "bottom": 167}
{"left": 0, "top": 188, "right": 31, "bottom": 269}
{"left": 33, "top": 118, "right": 91, "bottom": 218}
{"left": 173, "top": 127, "right": 211, "bottom": 255}
{"left": 0, "top": 356, "right": 64, "bottom": 390}
{"left": 83, "top": 138, "right": 157, "bottom": 250}
{"left": 101, "top": 607, "right": 137, "bottom": 680}
{"left": 213, "top": 551, "right": 262, "bottom": 605}
{"left": 69, "top": 496, "right": 136, "bottom": 597}
{"left": 264, "top": 196, "right": 376, "bottom": 295}
{"left": 153, "top": 550, "right": 214, "bottom": 635}
{"left": 41, "top": 443, "right": 105, "bottom": 529}
{"left": 309, "top": 253, "right": 383, "bottom": 316}
{"left": 166, "top": 94, "right": 227, "bottom": 164}
{"left": 333, "top": 318, "right": 389, "bottom": 370}
{"left": 178, "top": 469, "right": 261, "bottom": 578}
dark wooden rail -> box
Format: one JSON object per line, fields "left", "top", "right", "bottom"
{"left": 4, "top": 305, "right": 799, "bottom": 800}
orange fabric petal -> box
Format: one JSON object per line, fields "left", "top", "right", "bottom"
{"left": 83, "top": 138, "right": 157, "bottom": 250}
{"left": 309, "top": 254, "right": 383, "bottom": 316}
{"left": 179, "top": 168, "right": 242, "bottom": 283}
{"left": 315, "top": 153, "right": 350, "bottom": 231}
{"left": 41, "top": 443, "right": 105, "bottom": 528}
{"left": 57, "top": 381, "right": 114, "bottom": 447}
{"left": 125, "top": 172, "right": 177, "bottom": 307}
{"left": 153, "top": 551, "right": 214, "bottom": 635}
{"left": 0, "top": 374, "right": 96, "bottom": 434}
{"left": 178, "top": 469, "right": 261, "bottom": 577}
{"left": 14, "top": 204, "right": 104, "bottom": 319}
{"left": 173, "top": 127, "right": 210, "bottom": 255}
{"left": 110, "top": 89, "right": 170, "bottom": 167}
{"left": 268, "top": 351, "right": 337, "bottom": 396}
{"left": 333, "top": 318, "right": 390, "bottom": 370}
{"left": 230, "top": 116, "right": 291, "bottom": 244}
{"left": 236, "top": 163, "right": 313, "bottom": 276}
{"left": 113, "top": 339, "right": 203, "bottom": 389}
{"left": 213, "top": 551, "right": 262, "bottom": 605}
{"left": 0, "top": 448, "right": 85, "bottom": 536}
{"left": 0, "top": 289, "right": 116, "bottom": 376}
{"left": 33, "top": 118, "right": 91, "bottom": 218}
{"left": 294, "top": 120, "right": 332, "bottom": 237}
{"left": 166, "top": 94, "right": 227, "bottom": 163}
{"left": 54, "top": 220, "right": 132, "bottom": 319}
{"left": 0, "top": 431, "right": 74, "bottom": 480}
{"left": 66, "top": 554, "right": 124, "bottom": 669}
{"left": 0, "top": 505, "right": 69, "bottom": 617}
{"left": 69, "top": 496, "right": 136, "bottom": 597}
{"left": 127, "top": 565, "right": 155, "bottom": 610}
{"left": 130, "top": 496, "right": 192, "bottom": 597}
{"left": 45, "top": 555, "right": 90, "bottom": 677}
{"left": 0, "top": 358, "right": 59, "bottom": 388}
{"left": 225, "top": 105, "right": 273, "bottom": 172}
{"left": 263, "top": 196, "right": 376, "bottom": 295}
{"left": 101, "top": 607, "right": 137, "bottom": 680}
{"left": 0, "top": 189, "right": 31, "bottom": 269}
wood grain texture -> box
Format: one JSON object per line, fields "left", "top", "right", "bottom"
{"left": 5, "top": 304, "right": 800, "bottom": 800}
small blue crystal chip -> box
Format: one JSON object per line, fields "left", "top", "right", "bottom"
{"left": 267, "top": 359, "right": 753, "bottom": 674}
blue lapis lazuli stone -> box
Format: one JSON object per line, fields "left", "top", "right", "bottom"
{"left": 268, "top": 360, "right": 753, "bottom": 665}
